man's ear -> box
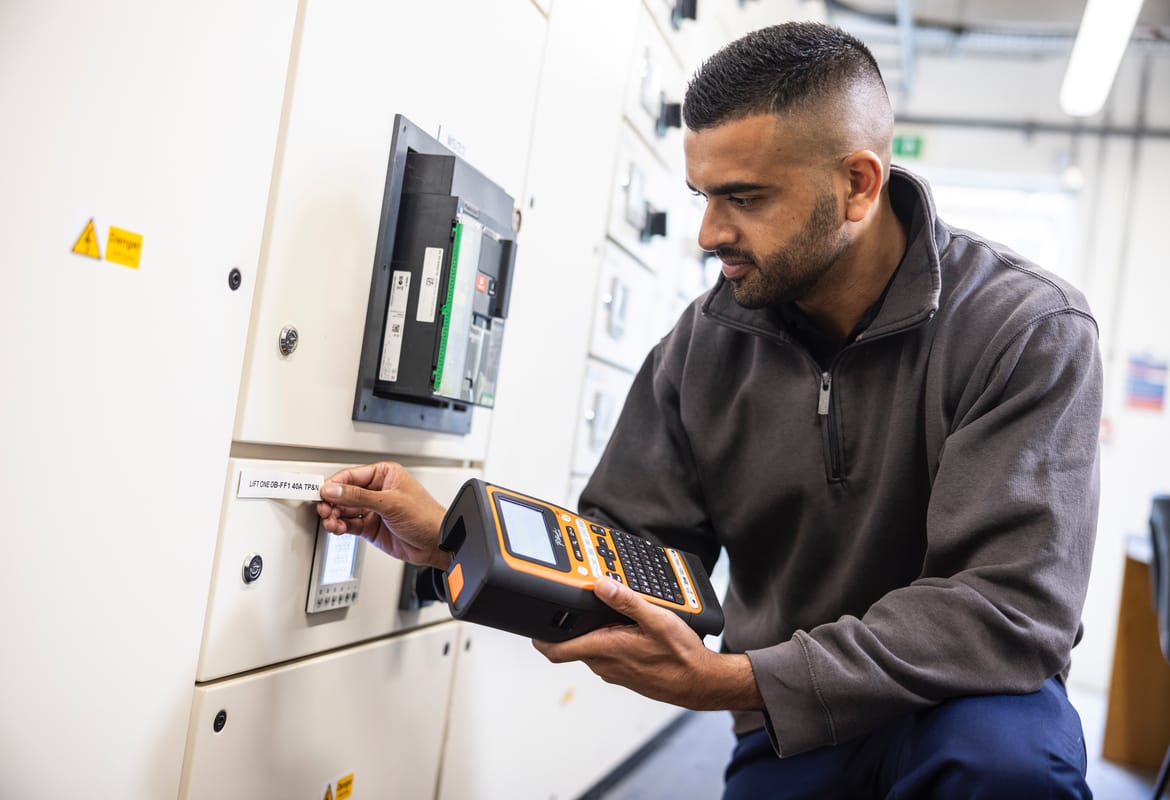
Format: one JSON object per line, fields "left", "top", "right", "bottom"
{"left": 842, "top": 150, "right": 885, "bottom": 223}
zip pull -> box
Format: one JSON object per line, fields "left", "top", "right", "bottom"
{"left": 818, "top": 371, "right": 832, "bottom": 416}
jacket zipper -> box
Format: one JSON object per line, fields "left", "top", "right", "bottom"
{"left": 817, "top": 370, "right": 843, "bottom": 482}
{"left": 811, "top": 312, "right": 937, "bottom": 483}
{"left": 703, "top": 303, "right": 936, "bottom": 487}
{"left": 693, "top": 312, "right": 847, "bottom": 482}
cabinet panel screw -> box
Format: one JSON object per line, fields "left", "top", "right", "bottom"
{"left": 278, "top": 326, "right": 299, "bottom": 357}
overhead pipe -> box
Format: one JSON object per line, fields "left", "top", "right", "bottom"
{"left": 824, "top": 0, "right": 1170, "bottom": 59}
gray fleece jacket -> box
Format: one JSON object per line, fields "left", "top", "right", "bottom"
{"left": 578, "top": 166, "right": 1102, "bottom": 758}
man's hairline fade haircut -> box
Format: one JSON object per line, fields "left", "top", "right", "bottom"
{"left": 682, "top": 21, "right": 894, "bottom": 167}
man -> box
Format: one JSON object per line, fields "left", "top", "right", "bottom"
{"left": 319, "top": 22, "right": 1100, "bottom": 798}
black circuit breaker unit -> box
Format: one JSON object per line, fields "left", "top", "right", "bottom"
{"left": 354, "top": 115, "right": 518, "bottom": 435}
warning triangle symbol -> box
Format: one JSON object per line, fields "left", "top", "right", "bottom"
{"left": 322, "top": 786, "right": 333, "bottom": 800}
{"left": 71, "top": 218, "right": 101, "bottom": 259}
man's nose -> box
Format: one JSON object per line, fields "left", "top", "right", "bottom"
{"left": 697, "top": 203, "right": 735, "bottom": 253}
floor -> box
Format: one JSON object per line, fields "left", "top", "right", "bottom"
{"left": 584, "top": 684, "right": 1160, "bottom": 799}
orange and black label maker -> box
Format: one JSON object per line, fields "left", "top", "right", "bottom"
{"left": 437, "top": 479, "right": 724, "bottom": 641}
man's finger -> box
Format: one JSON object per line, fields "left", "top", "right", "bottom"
{"left": 321, "top": 481, "right": 392, "bottom": 516}
{"left": 532, "top": 628, "right": 615, "bottom": 664}
{"left": 592, "top": 577, "right": 658, "bottom": 626}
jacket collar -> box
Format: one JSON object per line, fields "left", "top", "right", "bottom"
{"left": 701, "top": 165, "right": 945, "bottom": 343}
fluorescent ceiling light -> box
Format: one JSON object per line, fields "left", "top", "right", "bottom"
{"left": 1059, "top": 0, "right": 1144, "bottom": 116}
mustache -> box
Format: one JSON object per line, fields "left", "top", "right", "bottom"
{"left": 714, "top": 247, "right": 756, "bottom": 264}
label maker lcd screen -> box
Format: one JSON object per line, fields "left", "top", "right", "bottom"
{"left": 497, "top": 496, "right": 557, "bottom": 566}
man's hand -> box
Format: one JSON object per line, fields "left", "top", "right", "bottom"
{"left": 533, "top": 577, "right": 763, "bottom": 712}
{"left": 316, "top": 462, "right": 450, "bottom": 570}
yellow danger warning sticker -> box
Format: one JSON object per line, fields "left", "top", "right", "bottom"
{"left": 322, "top": 785, "right": 333, "bottom": 800}
{"left": 106, "top": 226, "right": 144, "bottom": 269}
{"left": 336, "top": 773, "right": 354, "bottom": 800}
{"left": 71, "top": 218, "right": 101, "bottom": 259}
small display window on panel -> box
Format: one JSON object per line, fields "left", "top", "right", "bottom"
{"left": 306, "top": 523, "right": 365, "bottom": 614}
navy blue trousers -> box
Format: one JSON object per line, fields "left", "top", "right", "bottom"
{"left": 724, "top": 678, "right": 1090, "bottom": 799}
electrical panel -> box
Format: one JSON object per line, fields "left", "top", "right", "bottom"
{"left": 354, "top": 115, "right": 518, "bottom": 435}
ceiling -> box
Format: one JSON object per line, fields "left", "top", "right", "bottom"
{"left": 817, "top": 0, "right": 1170, "bottom": 118}
{"left": 827, "top": 0, "right": 1170, "bottom": 36}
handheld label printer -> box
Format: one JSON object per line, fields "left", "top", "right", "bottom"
{"left": 437, "top": 479, "right": 724, "bottom": 641}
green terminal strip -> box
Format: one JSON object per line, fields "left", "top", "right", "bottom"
{"left": 432, "top": 220, "right": 464, "bottom": 392}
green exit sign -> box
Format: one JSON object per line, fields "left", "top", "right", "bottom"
{"left": 893, "top": 134, "right": 923, "bottom": 158}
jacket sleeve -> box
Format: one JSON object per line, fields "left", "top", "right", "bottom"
{"left": 749, "top": 308, "right": 1103, "bottom": 756}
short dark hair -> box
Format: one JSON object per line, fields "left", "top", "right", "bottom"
{"left": 683, "top": 22, "right": 887, "bottom": 130}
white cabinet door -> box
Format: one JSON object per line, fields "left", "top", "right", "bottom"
{"left": 197, "top": 460, "right": 474, "bottom": 681}
{"left": 606, "top": 126, "right": 682, "bottom": 275}
{"left": 571, "top": 358, "right": 638, "bottom": 477}
{"left": 233, "top": 0, "right": 548, "bottom": 460}
{"left": 588, "top": 241, "right": 663, "bottom": 372}
{"left": 438, "top": 625, "right": 682, "bottom": 800}
{"left": 180, "top": 625, "right": 460, "bottom": 800}
{"left": 622, "top": 5, "right": 687, "bottom": 172}
{"left": 0, "top": 3, "right": 296, "bottom": 798}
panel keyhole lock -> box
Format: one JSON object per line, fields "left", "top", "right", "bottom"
{"left": 242, "top": 553, "right": 264, "bottom": 584}
{"left": 278, "top": 326, "right": 299, "bottom": 357}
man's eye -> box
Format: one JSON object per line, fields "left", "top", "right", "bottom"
{"left": 728, "top": 196, "right": 755, "bottom": 208}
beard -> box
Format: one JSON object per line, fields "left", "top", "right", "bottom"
{"left": 720, "top": 190, "right": 849, "bottom": 309}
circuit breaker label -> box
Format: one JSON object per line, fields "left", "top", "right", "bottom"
{"left": 388, "top": 269, "right": 411, "bottom": 314}
{"left": 417, "top": 247, "right": 443, "bottom": 323}
{"left": 236, "top": 469, "right": 324, "bottom": 501}
{"left": 379, "top": 270, "right": 411, "bottom": 382}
